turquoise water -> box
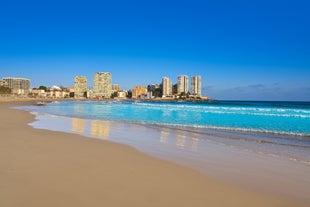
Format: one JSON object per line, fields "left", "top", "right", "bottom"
{"left": 23, "top": 100, "right": 310, "bottom": 137}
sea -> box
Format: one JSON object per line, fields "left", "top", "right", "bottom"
{"left": 17, "top": 100, "right": 310, "bottom": 201}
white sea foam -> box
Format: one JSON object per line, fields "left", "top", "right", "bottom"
{"left": 133, "top": 102, "right": 310, "bottom": 118}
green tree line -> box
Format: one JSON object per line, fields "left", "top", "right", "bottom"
{"left": 0, "top": 86, "right": 11, "bottom": 94}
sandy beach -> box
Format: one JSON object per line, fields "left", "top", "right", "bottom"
{"left": 0, "top": 100, "right": 307, "bottom": 207}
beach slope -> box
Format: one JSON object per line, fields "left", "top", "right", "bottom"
{"left": 0, "top": 101, "right": 305, "bottom": 207}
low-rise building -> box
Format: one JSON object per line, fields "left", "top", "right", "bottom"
{"left": 29, "top": 89, "right": 47, "bottom": 98}
{"left": 132, "top": 86, "right": 147, "bottom": 99}
{"left": 112, "top": 84, "right": 120, "bottom": 92}
{"left": 0, "top": 79, "right": 8, "bottom": 87}
{"left": 47, "top": 86, "right": 70, "bottom": 98}
{"left": 146, "top": 91, "right": 154, "bottom": 99}
{"left": 117, "top": 90, "right": 127, "bottom": 99}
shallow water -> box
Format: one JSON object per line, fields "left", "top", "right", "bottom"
{"left": 22, "top": 100, "right": 310, "bottom": 137}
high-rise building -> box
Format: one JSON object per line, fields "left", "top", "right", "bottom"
{"left": 177, "top": 75, "right": 188, "bottom": 94}
{"left": 3, "top": 77, "right": 30, "bottom": 95}
{"left": 93, "top": 72, "right": 112, "bottom": 98}
{"left": 162, "top": 77, "right": 172, "bottom": 97}
{"left": 191, "top": 76, "right": 202, "bottom": 97}
{"left": 74, "top": 76, "right": 88, "bottom": 98}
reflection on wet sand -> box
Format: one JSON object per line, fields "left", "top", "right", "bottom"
{"left": 160, "top": 130, "right": 169, "bottom": 143}
{"left": 159, "top": 128, "right": 199, "bottom": 151}
{"left": 72, "top": 118, "right": 86, "bottom": 134}
{"left": 176, "top": 134, "right": 186, "bottom": 149}
{"left": 90, "top": 120, "right": 110, "bottom": 140}
{"left": 71, "top": 118, "right": 111, "bottom": 140}
{"left": 188, "top": 137, "right": 199, "bottom": 151}
{"left": 71, "top": 115, "right": 199, "bottom": 151}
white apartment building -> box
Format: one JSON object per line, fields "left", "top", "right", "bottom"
{"left": 2, "top": 77, "right": 30, "bottom": 95}
{"left": 191, "top": 76, "right": 202, "bottom": 97}
{"left": 162, "top": 77, "right": 172, "bottom": 97}
{"left": 177, "top": 75, "right": 189, "bottom": 94}
{"left": 74, "top": 76, "right": 88, "bottom": 98}
{"left": 93, "top": 72, "right": 112, "bottom": 98}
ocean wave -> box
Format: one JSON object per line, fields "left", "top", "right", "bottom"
{"left": 200, "top": 110, "right": 310, "bottom": 118}
{"left": 119, "top": 120, "right": 310, "bottom": 138}
{"left": 131, "top": 102, "right": 310, "bottom": 117}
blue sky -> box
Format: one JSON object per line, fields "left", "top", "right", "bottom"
{"left": 0, "top": 0, "right": 309, "bottom": 101}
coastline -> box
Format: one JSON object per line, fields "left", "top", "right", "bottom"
{"left": 24, "top": 106, "right": 310, "bottom": 203}
{"left": 0, "top": 100, "right": 308, "bottom": 207}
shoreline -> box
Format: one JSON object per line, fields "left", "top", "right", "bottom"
{"left": 25, "top": 108, "right": 310, "bottom": 203}
{"left": 16, "top": 98, "right": 310, "bottom": 138}
{"left": 0, "top": 100, "right": 308, "bottom": 206}
{"left": 27, "top": 109, "right": 310, "bottom": 164}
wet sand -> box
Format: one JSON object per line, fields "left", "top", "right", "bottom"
{"left": 26, "top": 110, "right": 310, "bottom": 203}
{"left": 0, "top": 100, "right": 307, "bottom": 207}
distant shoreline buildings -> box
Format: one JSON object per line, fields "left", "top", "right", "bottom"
{"left": 177, "top": 75, "right": 189, "bottom": 95}
{"left": 162, "top": 77, "right": 172, "bottom": 98}
{"left": 132, "top": 86, "right": 147, "bottom": 99}
{"left": 1, "top": 77, "right": 30, "bottom": 95}
{"left": 72, "top": 72, "right": 203, "bottom": 99}
{"left": 191, "top": 76, "right": 202, "bottom": 97}
{"left": 74, "top": 76, "right": 87, "bottom": 98}
{"left": 1, "top": 72, "right": 206, "bottom": 100}
{"left": 93, "top": 72, "right": 112, "bottom": 98}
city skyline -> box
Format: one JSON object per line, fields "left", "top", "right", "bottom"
{"left": 0, "top": 72, "right": 203, "bottom": 99}
{"left": 0, "top": 0, "right": 309, "bottom": 101}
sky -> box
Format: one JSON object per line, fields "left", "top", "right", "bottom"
{"left": 0, "top": 0, "right": 309, "bottom": 101}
